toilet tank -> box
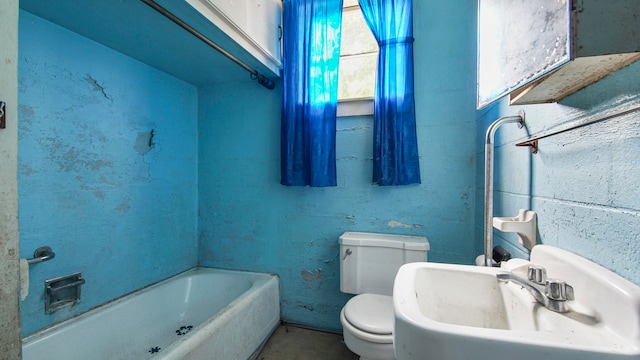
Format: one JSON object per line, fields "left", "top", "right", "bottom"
{"left": 339, "top": 232, "right": 429, "bottom": 296}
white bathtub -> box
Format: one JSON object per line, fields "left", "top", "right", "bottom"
{"left": 22, "top": 267, "right": 280, "bottom": 360}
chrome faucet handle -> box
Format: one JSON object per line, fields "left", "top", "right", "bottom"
{"left": 527, "top": 265, "right": 547, "bottom": 285}
{"left": 545, "top": 279, "right": 575, "bottom": 301}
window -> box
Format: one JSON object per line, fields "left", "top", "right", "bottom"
{"left": 338, "top": 0, "right": 378, "bottom": 113}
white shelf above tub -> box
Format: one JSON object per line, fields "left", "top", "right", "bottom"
{"left": 19, "top": 0, "right": 282, "bottom": 86}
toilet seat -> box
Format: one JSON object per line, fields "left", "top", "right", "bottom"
{"left": 342, "top": 293, "right": 394, "bottom": 342}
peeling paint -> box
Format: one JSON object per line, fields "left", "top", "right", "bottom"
{"left": 18, "top": 104, "right": 34, "bottom": 124}
{"left": 387, "top": 220, "right": 413, "bottom": 229}
{"left": 36, "top": 134, "right": 114, "bottom": 173}
{"left": 300, "top": 304, "right": 314, "bottom": 312}
{"left": 115, "top": 196, "right": 131, "bottom": 213}
{"left": 337, "top": 126, "right": 371, "bottom": 132}
{"left": 301, "top": 269, "right": 325, "bottom": 283}
{"left": 81, "top": 186, "right": 105, "bottom": 200}
{"left": 134, "top": 131, "right": 155, "bottom": 155}
{"left": 20, "top": 163, "right": 34, "bottom": 176}
{"left": 85, "top": 75, "right": 111, "bottom": 100}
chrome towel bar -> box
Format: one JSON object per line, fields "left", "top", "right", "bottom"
{"left": 516, "top": 103, "right": 640, "bottom": 153}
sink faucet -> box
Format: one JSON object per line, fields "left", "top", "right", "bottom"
{"left": 497, "top": 265, "right": 574, "bottom": 313}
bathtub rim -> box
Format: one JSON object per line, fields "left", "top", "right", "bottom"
{"left": 158, "top": 267, "right": 281, "bottom": 359}
{"left": 22, "top": 266, "right": 280, "bottom": 343}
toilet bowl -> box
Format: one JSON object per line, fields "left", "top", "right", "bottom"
{"left": 340, "top": 293, "right": 394, "bottom": 360}
{"left": 339, "top": 232, "right": 430, "bottom": 360}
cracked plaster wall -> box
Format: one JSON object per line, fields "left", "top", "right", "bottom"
{"left": 18, "top": 11, "right": 199, "bottom": 336}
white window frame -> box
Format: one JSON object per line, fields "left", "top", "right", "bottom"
{"left": 337, "top": 98, "right": 374, "bottom": 117}
{"left": 337, "top": 2, "right": 377, "bottom": 117}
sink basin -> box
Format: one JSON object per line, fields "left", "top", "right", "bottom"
{"left": 393, "top": 245, "right": 640, "bottom": 360}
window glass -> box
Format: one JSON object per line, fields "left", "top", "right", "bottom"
{"left": 338, "top": 4, "right": 378, "bottom": 101}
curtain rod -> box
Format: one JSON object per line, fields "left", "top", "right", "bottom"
{"left": 515, "top": 103, "right": 640, "bottom": 153}
{"left": 141, "top": 0, "right": 275, "bottom": 89}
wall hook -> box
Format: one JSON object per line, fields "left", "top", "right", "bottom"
{"left": 516, "top": 139, "right": 538, "bottom": 154}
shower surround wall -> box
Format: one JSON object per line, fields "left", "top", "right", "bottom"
{"left": 477, "top": 60, "right": 640, "bottom": 285}
{"left": 197, "top": 0, "right": 479, "bottom": 331}
{"left": 18, "top": 12, "right": 199, "bottom": 336}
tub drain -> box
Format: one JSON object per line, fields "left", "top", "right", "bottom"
{"left": 175, "top": 325, "right": 193, "bottom": 336}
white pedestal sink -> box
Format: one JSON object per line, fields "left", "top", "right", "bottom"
{"left": 393, "top": 245, "right": 640, "bottom": 360}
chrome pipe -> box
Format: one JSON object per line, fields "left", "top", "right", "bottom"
{"left": 483, "top": 111, "right": 524, "bottom": 267}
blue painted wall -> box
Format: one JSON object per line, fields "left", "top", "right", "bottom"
{"left": 17, "top": 0, "right": 640, "bottom": 339}
{"left": 198, "top": 0, "right": 479, "bottom": 331}
{"left": 476, "top": 60, "right": 640, "bottom": 285}
{"left": 18, "top": 11, "right": 199, "bottom": 335}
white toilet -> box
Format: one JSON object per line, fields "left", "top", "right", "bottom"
{"left": 339, "top": 232, "right": 430, "bottom": 360}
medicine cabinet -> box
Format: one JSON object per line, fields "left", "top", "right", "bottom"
{"left": 477, "top": 0, "right": 640, "bottom": 109}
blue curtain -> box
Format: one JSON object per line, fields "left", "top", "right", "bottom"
{"left": 281, "top": 0, "right": 344, "bottom": 187}
{"left": 359, "top": 0, "right": 421, "bottom": 186}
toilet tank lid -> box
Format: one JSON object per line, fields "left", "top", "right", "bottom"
{"left": 339, "top": 232, "right": 430, "bottom": 251}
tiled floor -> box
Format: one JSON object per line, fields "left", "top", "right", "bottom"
{"left": 257, "top": 324, "right": 359, "bottom": 360}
